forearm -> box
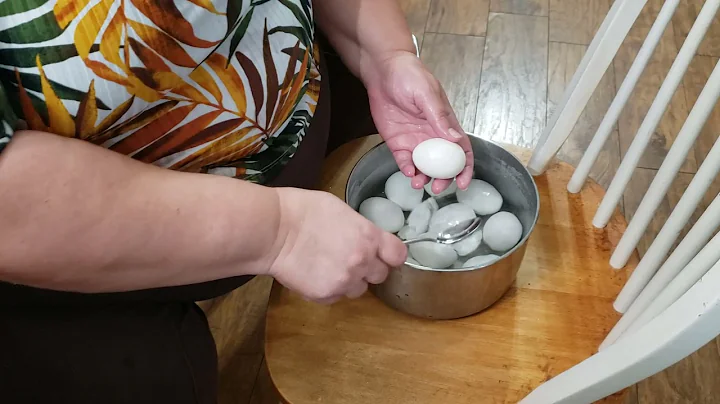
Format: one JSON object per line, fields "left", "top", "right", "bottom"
{"left": 313, "top": 0, "right": 416, "bottom": 81}
{"left": 0, "top": 131, "right": 281, "bottom": 293}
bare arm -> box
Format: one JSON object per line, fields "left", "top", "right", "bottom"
{"left": 313, "top": 0, "right": 416, "bottom": 82}
{"left": 0, "top": 130, "right": 282, "bottom": 293}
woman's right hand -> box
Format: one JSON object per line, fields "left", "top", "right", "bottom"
{"left": 267, "top": 188, "right": 407, "bottom": 304}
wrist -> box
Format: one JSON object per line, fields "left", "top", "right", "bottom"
{"left": 262, "top": 187, "right": 296, "bottom": 278}
{"left": 194, "top": 177, "right": 285, "bottom": 278}
{"left": 359, "top": 47, "right": 418, "bottom": 90}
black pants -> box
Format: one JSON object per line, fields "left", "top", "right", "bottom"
{"left": 0, "top": 34, "right": 377, "bottom": 404}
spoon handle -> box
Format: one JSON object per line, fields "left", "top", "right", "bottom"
{"left": 402, "top": 237, "right": 434, "bottom": 245}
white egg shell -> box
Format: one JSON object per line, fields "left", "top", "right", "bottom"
{"left": 453, "top": 229, "right": 483, "bottom": 257}
{"left": 456, "top": 179, "right": 503, "bottom": 215}
{"left": 405, "top": 198, "right": 439, "bottom": 235}
{"left": 463, "top": 254, "right": 500, "bottom": 268}
{"left": 385, "top": 171, "right": 424, "bottom": 211}
{"left": 424, "top": 180, "right": 458, "bottom": 198}
{"left": 483, "top": 211, "right": 523, "bottom": 252}
{"left": 409, "top": 242, "right": 458, "bottom": 269}
{"left": 358, "top": 197, "right": 404, "bottom": 233}
{"left": 428, "top": 203, "right": 476, "bottom": 235}
{"left": 412, "top": 138, "right": 466, "bottom": 179}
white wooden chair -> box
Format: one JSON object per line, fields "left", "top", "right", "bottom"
{"left": 522, "top": 0, "right": 720, "bottom": 402}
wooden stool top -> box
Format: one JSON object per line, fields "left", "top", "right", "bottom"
{"left": 265, "top": 135, "right": 634, "bottom": 404}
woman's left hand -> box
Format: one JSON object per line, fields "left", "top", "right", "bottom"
{"left": 363, "top": 50, "right": 474, "bottom": 193}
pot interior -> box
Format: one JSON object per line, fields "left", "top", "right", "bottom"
{"left": 346, "top": 136, "right": 539, "bottom": 268}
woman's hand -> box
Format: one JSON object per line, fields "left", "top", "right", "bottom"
{"left": 363, "top": 51, "right": 474, "bottom": 193}
{"left": 267, "top": 188, "right": 407, "bottom": 304}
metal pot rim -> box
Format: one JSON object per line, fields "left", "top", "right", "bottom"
{"left": 345, "top": 133, "right": 540, "bottom": 273}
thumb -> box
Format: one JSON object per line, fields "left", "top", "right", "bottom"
{"left": 377, "top": 231, "right": 407, "bottom": 267}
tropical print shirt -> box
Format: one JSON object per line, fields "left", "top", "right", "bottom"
{"left": 0, "top": 0, "right": 320, "bottom": 184}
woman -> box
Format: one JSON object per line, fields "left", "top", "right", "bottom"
{"left": 0, "top": 0, "right": 473, "bottom": 402}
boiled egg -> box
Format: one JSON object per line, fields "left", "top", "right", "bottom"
{"left": 412, "top": 138, "right": 465, "bottom": 180}
{"left": 483, "top": 211, "right": 522, "bottom": 252}
{"left": 358, "top": 197, "right": 404, "bottom": 233}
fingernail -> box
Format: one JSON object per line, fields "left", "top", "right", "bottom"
{"left": 448, "top": 128, "right": 463, "bottom": 139}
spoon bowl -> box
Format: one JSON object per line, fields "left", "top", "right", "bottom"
{"left": 402, "top": 217, "right": 482, "bottom": 245}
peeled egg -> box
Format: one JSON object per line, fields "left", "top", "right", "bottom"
{"left": 483, "top": 211, "right": 523, "bottom": 252}
{"left": 452, "top": 260, "right": 465, "bottom": 269}
{"left": 358, "top": 197, "right": 404, "bottom": 233}
{"left": 456, "top": 179, "right": 503, "bottom": 215}
{"left": 463, "top": 254, "right": 500, "bottom": 268}
{"left": 452, "top": 229, "right": 483, "bottom": 256}
{"left": 428, "top": 203, "right": 476, "bottom": 235}
{"left": 406, "top": 256, "right": 421, "bottom": 266}
{"left": 409, "top": 241, "right": 458, "bottom": 269}
{"left": 424, "top": 180, "right": 458, "bottom": 198}
{"left": 385, "top": 171, "right": 424, "bottom": 211}
{"left": 412, "top": 138, "right": 465, "bottom": 179}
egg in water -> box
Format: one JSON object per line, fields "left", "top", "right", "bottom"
{"left": 428, "top": 203, "right": 476, "bottom": 235}
{"left": 456, "top": 179, "right": 503, "bottom": 215}
{"left": 409, "top": 241, "right": 458, "bottom": 269}
{"left": 463, "top": 254, "right": 500, "bottom": 268}
{"left": 385, "top": 171, "right": 424, "bottom": 211}
{"left": 452, "top": 229, "right": 483, "bottom": 257}
{"left": 483, "top": 211, "right": 522, "bottom": 252}
{"left": 358, "top": 197, "right": 404, "bottom": 233}
{"left": 401, "top": 198, "right": 439, "bottom": 239}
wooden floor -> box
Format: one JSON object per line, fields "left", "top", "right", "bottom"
{"left": 203, "top": 0, "right": 720, "bottom": 403}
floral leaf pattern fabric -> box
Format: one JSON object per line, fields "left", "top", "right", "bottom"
{"left": 0, "top": 0, "right": 321, "bottom": 184}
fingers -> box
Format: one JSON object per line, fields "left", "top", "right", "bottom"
{"left": 392, "top": 150, "right": 417, "bottom": 178}
{"left": 456, "top": 166, "right": 474, "bottom": 190}
{"left": 377, "top": 231, "right": 407, "bottom": 267}
{"left": 345, "top": 281, "right": 368, "bottom": 299}
{"left": 304, "top": 232, "right": 400, "bottom": 304}
{"left": 430, "top": 178, "right": 453, "bottom": 193}
{"left": 456, "top": 135, "right": 475, "bottom": 190}
{"left": 411, "top": 173, "right": 430, "bottom": 189}
{"left": 364, "top": 258, "right": 390, "bottom": 284}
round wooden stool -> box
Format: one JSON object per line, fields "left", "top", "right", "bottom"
{"left": 264, "top": 135, "right": 635, "bottom": 404}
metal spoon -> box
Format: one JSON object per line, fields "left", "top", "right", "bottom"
{"left": 402, "top": 217, "right": 482, "bottom": 245}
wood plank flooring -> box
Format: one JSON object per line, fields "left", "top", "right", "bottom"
{"left": 206, "top": 1, "right": 720, "bottom": 403}
{"left": 473, "top": 12, "right": 548, "bottom": 148}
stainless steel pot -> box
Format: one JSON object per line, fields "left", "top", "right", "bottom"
{"left": 345, "top": 135, "right": 540, "bottom": 320}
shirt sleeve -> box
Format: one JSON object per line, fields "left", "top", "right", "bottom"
{"left": 0, "top": 82, "right": 18, "bottom": 154}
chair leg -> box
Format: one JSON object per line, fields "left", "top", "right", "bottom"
{"left": 608, "top": 55, "right": 720, "bottom": 276}
{"left": 592, "top": 0, "right": 720, "bottom": 229}
{"left": 622, "top": 231, "right": 720, "bottom": 341}
{"left": 526, "top": 0, "right": 647, "bottom": 176}
{"left": 602, "top": 183, "right": 720, "bottom": 348}
{"left": 600, "top": 185, "right": 720, "bottom": 347}
{"left": 519, "top": 258, "right": 720, "bottom": 404}
{"left": 629, "top": 190, "right": 720, "bottom": 316}
{"left": 567, "top": 0, "right": 681, "bottom": 194}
